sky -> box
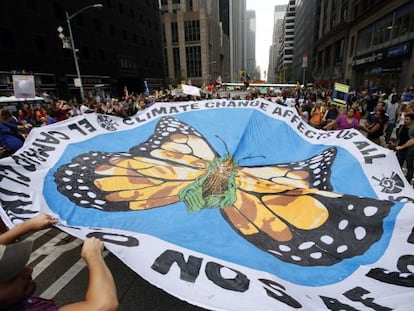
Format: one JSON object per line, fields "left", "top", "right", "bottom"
{"left": 246, "top": 0, "right": 289, "bottom": 80}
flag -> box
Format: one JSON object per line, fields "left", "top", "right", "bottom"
{"left": 144, "top": 80, "right": 150, "bottom": 96}
{"left": 214, "top": 75, "right": 222, "bottom": 86}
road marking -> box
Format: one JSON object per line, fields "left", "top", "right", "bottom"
{"left": 32, "top": 238, "right": 83, "bottom": 278}
{"left": 29, "top": 232, "right": 70, "bottom": 264}
{"left": 40, "top": 251, "right": 109, "bottom": 299}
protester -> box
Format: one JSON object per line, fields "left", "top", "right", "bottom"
{"left": 0, "top": 109, "right": 27, "bottom": 157}
{"left": 0, "top": 213, "right": 119, "bottom": 311}
{"left": 322, "top": 102, "right": 339, "bottom": 126}
{"left": 360, "top": 109, "right": 387, "bottom": 145}
{"left": 323, "top": 108, "right": 360, "bottom": 130}
{"left": 385, "top": 94, "right": 400, "bottom": 144}
{"left": 393, "top": 114, "right": 414, "bottom": 169}
{"left": 309, "top": 99, "right": 326, "bottom": 129}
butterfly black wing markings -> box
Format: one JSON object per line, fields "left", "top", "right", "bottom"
{"left": 54, "top": 116, "right": 218, "bottom": 211}
{"left": 221, "top": 147, "right": 394, "bottom": 266}
{"left": 54, "top": 117, "right": 395, "bottom": 267}
{"left": 54, "top": 151, "right": 133, "bottom": 211}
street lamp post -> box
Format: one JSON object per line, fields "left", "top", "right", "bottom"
{"left": 66, "top": 4, "right": 103, "bottom": 99}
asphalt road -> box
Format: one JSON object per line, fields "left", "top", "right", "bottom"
{"left": 27, "top": 227, "right": 209, "bottom": 311}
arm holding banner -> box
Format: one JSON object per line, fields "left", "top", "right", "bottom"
{"left": 396, "top": 137, "right": 414, "bottom": 151}
{"left": 0, "top": 213, "right": 56, "bottom": 244}
{"left": 59, "top": 238, "right": 119, "bottom": 311}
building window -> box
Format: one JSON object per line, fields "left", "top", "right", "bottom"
{"left": 184, "top": 20, "right": 200, "bottom": 42}
{"left": 26, "top": 0, "right": 37, "bottom": 10}
{"left": 98, "top": 49, "right": 106, "bottom": 61}
{"left": 76, "top": 14, "right": 85, "bottom": 27}
{"left": 186, "top": 0, "right": 193, "bottom": 11}
{"left": 52, "top": 2, "right": 64, "bottom": 19}
{"left": 142, "top": 36, "right": 146, "bottom": 46}
{"left": 372, "top": 14, "right": 393, "bottom": 46}
{"left": 0, "top": 27, "right": 15, "bottom": 49}
{"left": 173, "top": 47, "right": 181, "bottom": 77}
{"left": 171, "top": 22, "right": 178, "bottom": 43}
{"left": 186, "top": 45, "right": 201, "bottom": 77}
{"left": 106, "top": 0, "right": 112, "bottom": 8}
{"left": 34, "top": 35, "right": 47, "bottom": 54}
{"left": 349, "top": 35, "right": 355, "bottom": 57}
{"left": 172, "top": 0, "right": 181, "bottom": 13}
{"left": 109, "top": 24, "right": 115, "bottom": 37}
{"left": 119, "top": 3, "right": 124, "bottom": 14}
{"left": 324, "top": 46, "right": 331, "bottom": 68}
{"left": 94, "top": 18, "right": 102, "bottom": 32}
{"left": 130, "top": 9, "right": 135, "bottom": 18}
{"left": 162, "top": 24, "right": 166, "bottom": 45}
{"left": 393, "top": 5, "right": 413, "bottom": 38}
{"left": 164, "top": 48, "right": 168, "bottom": 75}
{"left": 81, "top": 45, "right": 90, "bottom": 59}
{"left": 133, "top": 34, "right": 138, "bottom": 44}
{"left": 356, "top": 25, "right": 372, "bottom": 52}
{"left": 334, "top": 39, "right": 344, "bottom": 64}
{"left": 161, "top": 0, "right": 168, "bottom": 13}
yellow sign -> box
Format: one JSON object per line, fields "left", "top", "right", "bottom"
{"left": 333, "top": 82, "right": 350, "bottom": 106}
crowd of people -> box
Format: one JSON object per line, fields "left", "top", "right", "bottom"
{"left": 1, "top": 84, "right": 414, "bottom": 309}
{"left": 1, "top": 84, "right": 414, "bottom": 179}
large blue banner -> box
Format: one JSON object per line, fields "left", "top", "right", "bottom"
{"left": 1, "top": 99, "right": 413, "bottom": 310}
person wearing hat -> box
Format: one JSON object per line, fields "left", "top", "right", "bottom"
{"left": 0, "top": 213, "right": 118, "bottom": 310}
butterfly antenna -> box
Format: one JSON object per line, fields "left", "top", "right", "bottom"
{"left": 243, "top": 155, "right": 265, "bottom": 160}
{"left": 215, "top": 135, "right": 231, "bottom": 156}
{"left": 239, "top": 154, "right": 266, "bottom": 164}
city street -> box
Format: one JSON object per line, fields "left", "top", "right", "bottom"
{"left": 28, "top": 227, "right": 208, "bottom": 311}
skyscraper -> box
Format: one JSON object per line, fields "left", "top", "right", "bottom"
{"left": 268, "top": 5, "right": 288, "bottom": 83}
{"left": 245, "top": 10, "right": 256, "bottom": 80}
{"left": 229, "top": 0, "right": 246, "bottom": 82}
{"left": 161, "top": 0, "right": 227, "bottom": 86}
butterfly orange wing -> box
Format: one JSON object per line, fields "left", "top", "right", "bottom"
{"left": 55, "top": 117, "right": 218, "bottom": 211}
{"left": 221, "top": 147, "right": 393, "bottom": 266}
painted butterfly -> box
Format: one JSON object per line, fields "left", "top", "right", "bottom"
{"left": 54, "top": 116, "right": 393, "bottom": 266}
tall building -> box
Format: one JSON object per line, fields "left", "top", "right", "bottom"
{"left": 229, "top": 0, "right": 247, "bottom": 82}
{"left": 245, "top": 10, "right": 256, "bottom": 80}
{"left": 314, "top": 0, "right": 350, "bottom": 88}
{"left": 314, "top": 0, "right": 414, "bottom": 90}
{"left": 292, "top": 0, "right": 318, "bottom": 86}
{"left": 219, "top": 0, "right": 231, "bottom": 82}
{"left": 0, "top": 0, "right": 165, "bottom": 98}
{"left": 278, "top": 0, "right": 296, "bottom": 83}
{"left": 161, "top": 0, "right": 225, "bottom": 86}
{"left": 268, "top": 5, "right": 287, "bottom": 83}
{"left": 346, "top": 0, "right": 414, "bottom": 90}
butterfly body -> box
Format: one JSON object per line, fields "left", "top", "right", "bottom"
{"left": 179, "top": 157, "right": 238, "bottom": 212}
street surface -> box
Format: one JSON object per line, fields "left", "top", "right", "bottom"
{"left": 28, "top": 227, "right": 208, "bottom": 311}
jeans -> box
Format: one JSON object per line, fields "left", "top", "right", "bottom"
{"left": 406, "top": 151, "right": 414, "bottom": 183}
{"left": 385, "top": 122, "right": 395, "bottom": 144}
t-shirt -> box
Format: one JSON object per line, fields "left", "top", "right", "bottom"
{"left": 6, "top": 296, "right": 58, "bottom": 311}
{"left": 335, "top": 115, "right": 359, "bottom": 130}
